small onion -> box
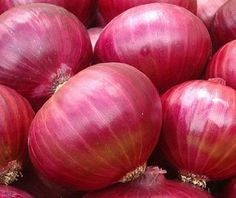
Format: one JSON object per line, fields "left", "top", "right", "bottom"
{"left": 211, "top": 0, "right": 236, "bottom": 49}
{"left": 88, "top": 27, "right": 103, "bottom": 50}
{"left": 28, "top": 62, "right": 162, "bottom": 191}
{"left": 196, "top": 0, "right": 228, "bottom": 30}
{"left": 206, "top": 40, "right": 236, "bottom": 90}
{"left": 0, "top": 85, "right": 34, "bottom": 184}
{"left": 0, "top": 0, "right": 96, "bottom": 27}
{"left": 98, "top": 0, "right": 197, "bottom": 24}
{"left": 223, "top": 178, "right": 236, "bottom": 198}
{"left": 0, "top": 3, "right": 92, "bottom": 110}
{"left": 0, "top": 185, "right": 32, "bottom": 198}
{"left": 159, "top": 79, "right": 236, "bottom": 188}
{"left": 95, "top": 3, "right": 212, "bottom": 93}
{"left": 84, "top": 167, "right": 213, "bottom": 198}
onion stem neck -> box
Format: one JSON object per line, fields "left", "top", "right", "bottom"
{"left": 0, "top": 160, "right": 22, "bottom": 185}
{"left": 119, "top": 163, "right": 147, "bottom": 183}
{"left": 179, "top": 171, "right": 209, "bottom": 189}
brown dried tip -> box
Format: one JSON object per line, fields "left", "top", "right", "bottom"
{"left": 0, "top": 161, "right": 22, "bottom": 185}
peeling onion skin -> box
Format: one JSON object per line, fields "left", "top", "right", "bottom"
{"left": 84, "top": 167, "right": 213, "bottom": 198}
{"left": 0, "top": 85, "right": 34, "bottom": 184}
{"left": 95, "top": 3, "right": 212, "bottom": 93}
{"left": 206, "top": 40, "right": 236, "bottom": 90}
{"left": 98, "top": 0, "right": 197, "bottom": 24}
{"left": 0, "top": 185, "right": 33, "bottom": 198}
{"left": 196, "top": 0, "right": 228, "bottom": 30}
{"left": 211, "top": 0, "right": 236, "bottom": 49}
{"left": 160, "top": 80, "right": 236, "bottom": 181}
{"left": 28, "top": 62, "right": 162, "bottom": 191}
{"left": 0, "top": 0, "right": 96, "bottom": 27}
{"left": 0, "top": 3, "right": 92, "bottom": 111}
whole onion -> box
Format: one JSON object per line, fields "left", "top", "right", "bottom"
{"left": 159, "top": 79, "right": 236, "bottom": 188}
{"left": 0, "top": 85, "right": 34, "bottom": 184}
{"left": 84, "top": 167, "right": 213, "bottom": 198}
{"left": 196, "top": 0, "right": 228, "bottom": 30}
{"left": 206, "top": 40, "right": 236, "bottom": 90}
{"left": 0, "top": 185, "right": 32, "bottom": 198}
{"left": 95, "top": 3, "right": 212, "bottom": 93}
{"left": 0, "top": 0, "right": 96, "bottom": 27}
{"left": 223, "top": 178, "right": 236, "bottom": 198}
{"left": 211, "top": 0, "right": 236, "bottom": 49}
{"left": 28, "top": 62, "right": 162, "bottom": 191}
{"left": 88, "top": 27, "right": 103, "bottom": 50}
{"left": 0, "top": 3, "right": 92, "bottom": 110}
{"left": 98, "top": 0, "right": 197, "bottom": 24}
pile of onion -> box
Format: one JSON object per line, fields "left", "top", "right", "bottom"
{"left": 95, "top": 3, "right": 212, "bottom": 93}
{"left": 0, "top": 3, "right": 92, "bottom": 111}
{"left": 0, "top": 185, "right": 33, "bottom": 198}
{"left": 206, "top": 40, "right": 236, "bottom": 90}
{"left": 0, "top": 0, "right": 96, "bottom": 27}
{"left": 0, "top": 85, "right": 34, "bottom": 185}
{"left": 159, "top": 79, "right": 236, "bottom": 189}
{"left": 28, "top": 62, "right": 162, "bottom": 191}
{"left": 98, "top": 0, "right": 197, "bottom": 24}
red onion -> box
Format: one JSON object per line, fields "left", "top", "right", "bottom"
{"left": 196, "top": 0, "right": 228, "bottom": 30}
{"left": 223, "top": 178, "right": 236, "bottom": 198}
{"left": 84, "top": 166, "right": 213, "bottom": 198}
{"left": 211, "top": 0, "right": 236, "bottom": 49}
{"left": 0, "top": 0, "right": 96, "bottom": 27}
{"left": 0, "top": 85, "right": 34, "bottom": 184}
{"left": 0, "top": 3, "right": 92, "bottom": 110}
{"left": 28, "top": 62, "right": 162, "bottom": 191}
{"left": 206, "top": 40, "right": 236, "bottom": 90}
{"left": 98, "top": 0, "right": 197, "bottom": 24}
{"left": 88, "top": 27, "right": 103, "bottom": 50}
{"left": 0, "top": 185, "right": 32, "bottom": 198}
{"left": 159, "top": 79, "right": 236, "bottom": 188}
{"left": 95, "top": 3, "right": 212, "bottom": 93}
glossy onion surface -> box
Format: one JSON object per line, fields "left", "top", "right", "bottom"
{"left": 95, "top": 3, "right": 212, "bottom": 93}
{"left": 0, "top": 3, "right": 92, "bottom": 110}
{"left": 0, "top": 185, "right": 32, "bottom": 198}
{"left": 28, "top": 62, "right": 162, "bottom": 191}
{"left": 160, "top": 80, "right": 236, "bottom": 181}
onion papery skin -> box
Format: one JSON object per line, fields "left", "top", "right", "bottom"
{"left": 0, "top": 0, "right": 96, "bottom": 27}
{"left": 0, "top": 3, "right": 92, "bottom": 111}
{"left": 95, "top": 3, "right": 212, "bottom": 93}
{"left": 159, "top": 80, "right": 236, "bottom": 181}
{"left": 223, "top": 178, "right": 236, "bottom": 198}
{"left": 98, "top": 0, "right": 197, "bottom": 24}
{"left": 84, "top": 166, "right": 213, "bottom": 198}
{"left": 0, "top": 85, "right": 34, "bottom": 184}
{"left": 196, "top": 0, "right": 228, "bottom": 30}
{"left": 0, "top": 185, "right": 33, "bottom": 198}
{"left": 206, "top": 40, "right": 236, "bottom": 90}
{"left": 211, "top": 0, "right": 236, "bottom": 49}
{"left": 28, "top": 62, "right": 162, "bottom": 191}
{"left": 88, "top": 27, "right": 103, "bottom": 50}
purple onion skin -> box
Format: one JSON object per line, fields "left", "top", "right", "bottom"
{"left": 84, "top": 167, "right": 213, "bottom": 198}
{"left": 223, "top": 178, "right": 236, "bottom": 198}
{"left": 206, "top": 40, "right": 236, "bottom": 90}
{"left": 28, "top": 62, "right": 162, "bottom": 191}
{"left": 88, "top": 27, "right": 103, "bottom": 50}
{"left": 211, "top": 0, "right": 236, "bottom": 49}
{"left": 0, "top": 3, "right": 92, "bottom": 111}
{"left": 0, "top": 0, "right": 96, "bottom": 27}
{"left": 0, "top": 185, "right": 33, "bottom": 198}
{"left": 160, "top": 80, "right": 236, "bottom": 181}
{"left": 0, "top": 85, "right": 34, "bottom": 179}
{"left": 95, "top": 3, "right": 212, "bottom": 93}
{"left": 98, "top": 0, "right": 197, "bottom": 24}
{"left": 196, "top": 0, "right": 228, "bottom": 30}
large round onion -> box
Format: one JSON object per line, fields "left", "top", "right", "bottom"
{"left": 98, "top": 0, "right": 197, "bottom": 24}
{"left": 0, "top": 0, "right": 96, "bottom": 27}
{"left": 28, "top": 62, "right": 162, "bottom": 191}
{"left": 196, "top": 0, "right": 228, "bottom": 30}
{"left": 0, "top": 185, "right": 32, "bottom": 198}
{"left": 0, "top": 3, "right": 92, "bottom": 110}
{"left": 0, "top": 85, "right": 34, "bottom": 184}
{"left": 95, "top": 3, "right": 212, "bottom": 93}
{"left": 159, "top": 79, "right": 236, "bottom": 188}
{"left": 211, "top": 0, "right": 236, "bottom": 49}
{"left": 84, "top": 167, "right": 213, "bottom": 198}
{"left": 206, "top": 40, "right": 236, "bottom": 90}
